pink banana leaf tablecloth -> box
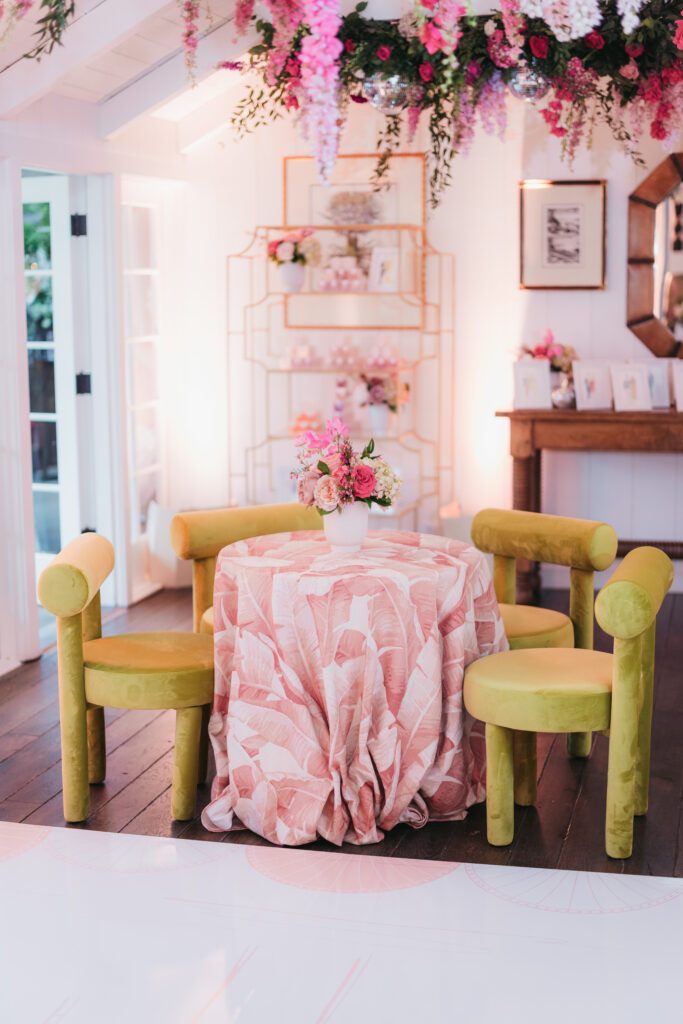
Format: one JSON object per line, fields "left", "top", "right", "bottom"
{"left": 202, "top": 530, "right": 508, "bottom": 846}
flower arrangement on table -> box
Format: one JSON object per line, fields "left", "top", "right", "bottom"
{"left": 293, "top": 417, "right": 400, "bottom": 514}
{"left": 359, "top": 373, "right": 410, "bottom": 413}
{"left": 267, "top": 229, "right": 321, "bottom": 267}
{"left": 519, "top": 328, "right": 577, "bottom": 377}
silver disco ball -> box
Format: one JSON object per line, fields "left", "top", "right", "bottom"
{"left": 507, "top": 63, "right": 550, "bottom": 102}
{"left": 362, "top": 73, "right": 409, "bottom": 114}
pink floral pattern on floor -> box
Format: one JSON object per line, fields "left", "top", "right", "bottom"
{"left": 245, "top": 846, "right": 460, "bottom": 893}
{"left": 203, "top": 530, "right": 507, "bottom": 846}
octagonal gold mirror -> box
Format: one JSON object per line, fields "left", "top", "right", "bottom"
{"left": 627, "top": 153, "right": 683, "bottom": 357}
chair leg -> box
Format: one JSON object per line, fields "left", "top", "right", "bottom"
{"left": 485, "top": 722, "right": 514, "bottom": 846}
{"left": 172, "top": 706, "right": 203, "bottom": 820}
{"left": 57, "top": 615, "right": 90, "bottom": 823}
{"left": 87, "top": 706, "right": 106, "bottom": 784}
{"left": 634, "top": 621, "right": 656, "bottom": 816}
{"left": 513, "top": 730, "right": 537, "bottom": 805}
{"left": 567, "top": 732, "right": 592, "bottom": 757}
{"left": 197, "top": 704, "right": 211, "bottom": 785}
{"left": 605, "top": 637, "right": 641, "bottom": 859}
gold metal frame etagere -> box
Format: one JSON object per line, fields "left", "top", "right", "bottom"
{"left": 226, "top": 223, "right": 455, "bottom": 534}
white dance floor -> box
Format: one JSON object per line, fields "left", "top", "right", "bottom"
{"left": 1, "top": 821, "right": 681, "bottom": 1023}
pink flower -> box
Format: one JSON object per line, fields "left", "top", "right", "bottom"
{"left": 419, "top": 21, "right": 447, "bottom": 55}
{"left": 532, "top": 344, "right": 549, "bottom": 358}
{"left": 465, "top": 61, "right": 481, "bottom": 85}
{"left": 419, "top": 62, "right": 434, "bottom": 82}
{"left": 268, "top": 239, "right": 279, "bottom": 257}
{"left": 377, "top": 45, "right": 392, "bottom": 61}
{"left": 352, "top": 464, "right": 376, "bottom": 499}
{"left": 619, "top": 60, "right": 640, "bottom": 80}
{"left": 625, "top": 42, "right": 644, "bottom": 58}
{"left": 675, "top": 14, "right": 683, "bottom": 50}
{"left": 369, "top": 383, "right": 386, "bottom": 403}
{"left": 314, "top": 475, "right": 340, "bottom": 512}
{"left": 285, "top": 95, "right": 299, "bottom": 110}
{"left": 326, "top": 416, "right": 348, "bottom": 437}
{"left": 584, "top": 31, "right": 605, "bottom": 50}
{"left": 651, "top": 120, "right": 667, "bottom": 140}
{"left": 276, "top": 241, "right": 295, "bottom": 262}
{"left": 323, "top": 450, "right": 344, "bottom": 474}
{"left": 542, "top": 328, "right": 554, "bottom": 347}
{"left": 297, "top": 469, "right": 321, "bottom": 505}
{"left": 344, "top": 38, "right": 354, "bottom": 53}
{"left": 529, "top": 36, "right": 548, "bottom": 59}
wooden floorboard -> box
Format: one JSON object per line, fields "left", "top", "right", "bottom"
{"left": 0, "top": 586, "right": 680, "bottom": 877}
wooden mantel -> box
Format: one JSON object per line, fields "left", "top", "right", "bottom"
{"left": 497, "top": 408, "right": 683, "bottom": 602}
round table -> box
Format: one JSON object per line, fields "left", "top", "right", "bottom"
{"left": 203, "top": 530, "right": 507, "bottom": 846}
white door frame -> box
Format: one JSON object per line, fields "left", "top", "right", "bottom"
{"left": 22, "top": 174, "right": 81, "bottom": 579}
{"left": 0, "top": 157, "right": 40, "bottom": 665}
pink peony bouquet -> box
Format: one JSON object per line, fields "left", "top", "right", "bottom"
{"left": 519, "top": 328, "right": 577, "bottom": 376}
{"left": 268, "top": 228, "right": 321, "bottom": 267}
{"left": 359, "top": 373, "right": 410, "bottom": 413}
{"left": 293, "top": 417, "right": 400, "bottom": 515}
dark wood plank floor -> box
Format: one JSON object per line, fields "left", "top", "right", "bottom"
{"left": 1, "top": 587, "right": 681, "bottom": 876}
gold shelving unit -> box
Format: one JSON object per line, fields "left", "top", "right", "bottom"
{"left": 226, "top": 224, "right": 455, "bottom": 534}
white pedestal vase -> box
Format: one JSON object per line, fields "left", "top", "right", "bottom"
{"left": 323, "top": 501, "right": 369, "bottom": 554}
{"left": 368, "top": 402, "right": 394, "bottom": 438}
{"left": 280, "top": 261, "right": 305, "bottom": 293}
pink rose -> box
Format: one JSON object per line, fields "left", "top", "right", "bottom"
{"left": 297, "top": 468, "right": 321, "bottom": 506}
{"left": 369, "top": 383, "right": 386, "bottom": 403}
{"left": 420, "top": 21, "right": 446, "bottom": 55}
{"left": 584, "top": 31, "right": 604, "bottom": 50}
{"left": 529, "top": 36, "right": 548, "bottom": 59}
{"left": 315, "top": 475, "right": 340, "bottom": 512}
{"left": 323, "top": 450, "right": 344, "bottom": 474}
{"left": 276, "top": 241, "right": 295, "bottom": 262}
{"left": 352, "top": 464, "right": 376, "bottom": 499}
{"left": 625, "top": 42, "right": 644, "bottom": 58}
{"left": 268, "top": 240, "right": 279, "bottom": 257}
{"left": 377, "top": 45, "right": 391, "bottom": 61}
{"left": 619, "top": 60, "right": 639, "bottom": 80}
{"left": 419, "top": 62, "right": 434, "bottom": 82}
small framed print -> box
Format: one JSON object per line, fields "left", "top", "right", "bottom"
{"left": 610, "top": 364, "right": 652, "bottom": 412}
{"left": 630, "top": 361, "right": 671, "bottom": 409}
{"left": 671, "top": 362, "right": 683, "bottom": 411}
{"left": 574, "top": 361, "right": 613, "bottom": 410}
{"left": 368, "top": 247, "right": 399, "bottom": 292}
{"left": 520, "top": 179, "right": 606, "bottom": 290}
{"left": 513, "top": 359, "right": 552, "bottom": 410}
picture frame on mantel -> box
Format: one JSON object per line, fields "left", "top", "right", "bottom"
{"left": 519, "top": 179, "right": 606, "bottom": 290}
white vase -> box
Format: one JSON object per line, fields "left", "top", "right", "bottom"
{"left": 323, "top": 501, "right": 369, "bottom": 554}
{"left": 280, "top": 261, "right": 305, "bottom": 293}
{"left": 368, "top": 402, "right": 393, "bottom": 438}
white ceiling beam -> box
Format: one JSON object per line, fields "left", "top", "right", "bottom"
{"left": 0, "top": 0, "right": 171, "bottom": 119}
{"left": 98, "top": 20, "right": 258, "bottom": 139}
{"left": 177, "top": 91, "right": 234, "bottom": 152}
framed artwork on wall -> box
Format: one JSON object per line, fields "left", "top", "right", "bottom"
{"left": 573, "top": 362, "right": 613, "bottom": 410}
{"left": 513, "top": 359, "right": 552, "bottom": 410}
{"left": 369, "top": 247, "right": 399, "bottom": 292}
{"left": 610, "top": 364, "right": 652, "bottom": 411}
{"left": 519, "top": 179, "right": 606, "bottom": 290}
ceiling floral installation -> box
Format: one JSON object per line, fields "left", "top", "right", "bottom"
{"left": 9, "top": 1, "right": 683, "bottom": 205}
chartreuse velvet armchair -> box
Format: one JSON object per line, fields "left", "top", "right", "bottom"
{"left": 471, "top": 508, "right": 618, "bottom": 788}
{"left": 464, "top": 546, "right": 673, "bottom": 859}
{"left": 38, "top": 533, "right": 214, "bottom": 823}
{"left": 170, "top": 502, "right": 322, "bottom": 635}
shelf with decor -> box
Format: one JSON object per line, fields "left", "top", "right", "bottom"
{"left": 226, "top": 210, "right": 454, "bottom": 534}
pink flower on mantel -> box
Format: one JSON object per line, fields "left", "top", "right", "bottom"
{"left": 352, "top": 464, "right": 376, "bottom": 499}
{"left": 315, "top": 475, "right": 340, "bottom": 512}
{"left": 297, "top": 468, "right": 322, "bottom": 505}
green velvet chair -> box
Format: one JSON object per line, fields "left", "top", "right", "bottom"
{"left": 38, "top": 533, "right": 214, "bottom": 823}
{"left": 471, "top": 508, "right": 618, "bottom": 764}
{"left": 463, "top": 546, "right": 673, "bottom": 858}
{"left": 170, "top": 502, "right": 322, "bottom": 635}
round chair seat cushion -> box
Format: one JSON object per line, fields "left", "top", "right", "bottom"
{"left": 499, "top": 603, "right": 574, "bottom": 650}
{"left": 464, "top": 647, "right": 613, "bottom": 734}
{"left": 83, "top": 632, "right": 214, "bottom": 711}
{"left": 200, "top": 607, "right": 214, "bottom": 634}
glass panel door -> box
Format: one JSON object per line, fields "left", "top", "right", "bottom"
{"left": 22, "top": 176, "right": 80, "bottom": 587}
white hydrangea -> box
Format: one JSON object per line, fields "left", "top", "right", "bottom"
{"left": 617, "top": 0, "right": 645, "bottom": 36}
{"left": 361, "top": 457, "right": 401, "bottom": 504}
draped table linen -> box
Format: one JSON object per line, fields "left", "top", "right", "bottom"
{"left": 203, "top": 530, "right": 507, "bottom": 845}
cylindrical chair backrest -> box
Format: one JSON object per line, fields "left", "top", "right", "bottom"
{"left": 595, "top": 546, "right": 673, "bottom": 639}
{"left": 471, "top": 509, "right": 618, "bottom": 571}
{"left": 170, "top": 502, "right": 322, "bottom": 561}
{"left": 38, "top": 533, "right": 115, "bottom": 618}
